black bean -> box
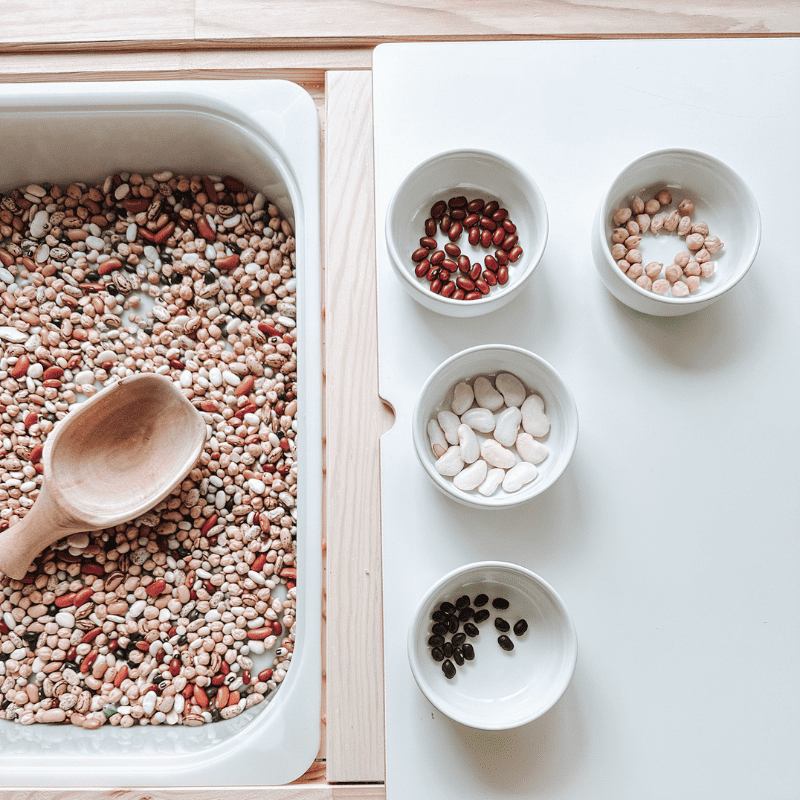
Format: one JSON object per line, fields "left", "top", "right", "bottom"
{"left": 492, "top": 597, "right": 510, "bottom": 610}
{"left": 440, "top": 601, "right": 456, "bottom": 615}
{"left": 457, "top": 606, "right": 474, "bottom": 622}
{"left": 443, "top": 642, "right": 453, "bottom": 658}
{"left": 462, "top": 643, "right": 475, "bottom": 660}
{"left": 498, "top": 635, "right": 514, "bottom": 651}
{"left": 431, "top": 609, "right": 446, "bottom": 623}
{"left": 513, "top": 619, "right": 529, "bottom": 636}
{"left": 428, "top": 635, "right": 444, "bottom": 647}
{"left": 431, "top": 623, "right": 447, "bottom": 637}
{"left": 431, "top": 647, "right": 444, "bottom": 662}
{"left": 473, "top": 593, "right": 489, "bottom": 607}
{"left": 453, "top": 648, "right": 465, "bottom": 666}
{"left": 463, "top": 622, "right": 479, "bottom": 637}
{"left": 455, "top": 594, "right": 471, "bottom": 609}
{"left": 452, "top": 632, "right": 466, "bottom": 647}
{"left": 494, "top": 617, "right": 510, "bottom": 632}
{"left": 442, "top": 660, "right": 456, "bottom": 679}
{"left": 473, "top": 609, "right": 490, "bottom": 623}
{"left": 447, "top": 616, "right": 459, "bottom": 634}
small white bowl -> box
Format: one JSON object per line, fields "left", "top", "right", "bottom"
{"left": 386, "top": 149, "right": 548, "bottom": 317}
{"left": 412, "top": 345, "right": 578, "bottom": 509}
{"left": 591, "top": 148, "right": 761, "bottom": 316}
{"left": 407, "top": 561, "right": 578, "bottom": 730}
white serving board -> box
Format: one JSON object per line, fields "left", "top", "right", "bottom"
{"left": 373, "top": 40, "right": 800, "bottom": 800}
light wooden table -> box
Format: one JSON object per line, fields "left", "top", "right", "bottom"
{"left": 0, "top": 3, "right": 795, "bottom": 798}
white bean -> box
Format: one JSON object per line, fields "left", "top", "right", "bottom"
{"left": 495, "top": 373, "right": 526, "bottom": 407}
{"left": 473, "top": 376, "right": 504, "bottom": 411}
{"left": 480, "top": 439, "right": 516, "bottom": 469}
{"left": 453, "top": 459, "right": 488, "bottom": 491}
{"left": 435, "top": 445, "right": 464, "bottom": 477}
{"left": 461, "top": 407, "right": 495, "bottom": 433}
{"left": 516, "top": 432, "right": 548, "bottom": 465}
{"left": 457, "top": 424, "right": 480, "bottom": 464}
{"left": 502, "top": 462, "right": 538, "bottom": 492}
{"left": 451, "top": 381, "right": 474, "bottom": 415}
{"left": 427, "top": 419, "right": 448, "bottom": 458}
{"left": 478, "top": 467, "right": 505, "bottom": 497}
{"left": 493, "top": 407, "right": 522, "bottom": 448}
{"left": 437, "top": 410, "right": 461, "bottom": 445}
{"left": 521, "top": 394, "right": 550, "bottom": 437}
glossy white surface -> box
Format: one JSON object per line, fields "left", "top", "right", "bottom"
{"left": 0, "top": 79, "right": 322, "bottom": 787}
{"left": 374, "top": 39, "right": 800, "bottom": 800}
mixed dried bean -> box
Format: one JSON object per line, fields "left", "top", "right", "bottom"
{"left": 0, "top": 170, "right": 300, "bottom": 728}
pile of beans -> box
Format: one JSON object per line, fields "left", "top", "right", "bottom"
{"left": 428, "top": 593, "right": 528, "bottom": 679}
{"left": 0, "top": 171, "right": 299, "bottom": 728}
{"left": 411, "top": 196, "right": 523, "bottom": 300}
{"left": 610, "top": 188, "right": 725, "bottom": 297}
{"left": 429, "top": 371, "right": 550, "bottom": 495}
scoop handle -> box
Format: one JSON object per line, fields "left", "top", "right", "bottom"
{"left": 0, "top": 481, "right": 84, "bottom": 580}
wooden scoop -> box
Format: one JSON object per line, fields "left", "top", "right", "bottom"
{"left": 0, "top": 373, "right": 206, "bottom": 580}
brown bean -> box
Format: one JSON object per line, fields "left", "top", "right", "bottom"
{"left": 475, "top": 278, "right": 491, "bottom": 294}
{"left": 430, "top": 249, "right": 445, "bottom": 266}
{"left": 492, "top": 208, "right": 508, "bottom": 222}
{"left": 484, "top": 254, "right": 499, "bottom": 273}
{"left": 492, "top": 227, "right": 505, "bottom": 246}
{"left": 479, "top": 216, "right": 496, "bottom": 231}
{"left": 441, "top": 258, "right": 457, "bottom": 273}
{"left": 439, "top": 213, "right": 451, "bottom": 233}
{"left": 495, "top": 249, "right": 509, "bottom": 266}
{"left": 465, "top": 291, "right": 483, "bottom": 301}
{"left": 468, "top": 228, "right": 480, "bottom": 246}
{"left": 467, "top": 198, "right": 485, "bottom": 214}
{"left": 441, "top": 281, "right": 456, "bottom": 298}
{"left": 508, "top": 246, "right": 523, "bottom": 263}
{"left": 439, "top": 269, "right": 451, "bottom": 283}
{"left": 502, "top": 219, "right": 516, "bottom": 233}
{"left": 480, "top": 229, "right": 492, "bottom": 248}
{"left": 456, "top": 276, "right": 475, "bottom": 292}
{"left": 425, "top": 218, "right": 437, "bottom": 236}
{"left": 457, "top": 255, "right": 471, "bottom": 273}
{"left": 502, "top": 234, "right": 518, "bottom": 251}
{"left": 430, "top": 279, "right": 442, "bottom": 294}
{"left": 420, "top": 236, "right": 437, "bottom": 250}
{"left": 444, "top": 243, "right": 461, "bottom": 257}
{"left": 448, "top": 222, "right": 463, "bottom": 241}
{"left": 482, "top": 269, "right": 497, "bottom": 286}
{"left": 448, "top": 195, "right": 467, "bottom": 209}
{"left": 431, "top": 200, "right": 447, "bottom": 219}
{"left": 469, "top": 263, "right": 482, "bottom": 281}
{"left": 425, "top": 265, "right": 439, "bottom": 281}
{"left": 450, "top": 208, "right": 466, "bottom": 221}
{"left": 411, "top": 247, "right": 428, "bottom": 262}
{"left": 483, "top": 200, "right": 499, "bottom": 215}
{"left": 414, "top": 259, "right": 430, "bottom": 278}
{"left": 497, "top": 266, "right": 510, "bottom": 284}
{"left": 453, "top": 289, "right": 466, "bottom": 300}
{"left": 463, "top": 214, "right": 480, "bottom": 228}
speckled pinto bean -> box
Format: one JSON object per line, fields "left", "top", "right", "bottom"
{"left": 0, "top": 172, "right": 298, "bottom": 727}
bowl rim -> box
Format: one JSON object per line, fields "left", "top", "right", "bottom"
{"left": 412, "top": 344, "right": 579, "bottom": 509}
{"left": 385, "top": 147, "right": 549, "bottom": 309}
{"left": 406, "top": 559, "right": 578, "bottom": 730}
{"left": 597, "top": 147, "right": 762, "bottom": 306}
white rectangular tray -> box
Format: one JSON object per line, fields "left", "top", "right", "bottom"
{"left": 374, "top": 39, "right": 800, "bottom": 800}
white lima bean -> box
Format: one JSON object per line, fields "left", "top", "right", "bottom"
{"left": 460, "top": 407, "right": 495, "bottom": 433}
{"left": 473, "top": 376, "right": 504, "bottom": 411}
{"left": 493, "top": 407, "right": 522, "bottom": 448}
{"left": 521, "top": 393, "right": 550, "bottom": 437}
{"left": 437, "top": 410, "right": 461, "bottom": 445}
{"left": 427, "top": 419, "right": 448, "bottom": 458}
{"left": 457, "top": 424, "right": 480, "bottom": 464}
{"left": 435, "top": 445, "right": 464, "bottom": 477}
{"left": 516, "top": 432, "right": 548, "bottom": 465}
{"left": 453, "top": 459, "right": 488, "bottom": 491}
{"left": 478, "top": 467, "right": 505, "bottom": 496}
{"left": 480, "top": 439, "right": 516, "bottom": 469}
{"left": 502, "top": 462, "right": 538, "bottom": 492}
{"left": 451, "top": 381, "right": 474, "bottom": 415}
{"left": 495, "top": 372, "right": 526, "bottom": 407}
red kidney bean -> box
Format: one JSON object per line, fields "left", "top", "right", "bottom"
{"left": 467, "top": 198, "right": 485, "bottom": 214}
{"left": 492, "top": 208, "right": 508, "bottom": 221}
{"left": 439, "top": 213, "right": 451, "bottom": 233}
{"left": 480, "top": 229, "right": 492, "bottom": 248}
{"left": 469, "top": 263, "right": 482, "bottom": 281}
{"left": 465, "top": 291, "right": 483, "bottom": 301}
{"left": 484, "top": 254, "right": 498, "bottom": 272}
{"left": 420, "top": 236, "right": 437, "bottom": 250}
{"left": 457, "top": 255, "right": 471, "bottom": 273}
{"left": 430, "top": 249, "right": 445, "bottom": 266}
{"left": 441, "top": 281, "right": 456, "bottom": 298}
{"left": 503, "top": 219, "right": 516, "bottom": 233}
{"left": 430, "top": 278, "right": 442, "bottom": 293}
{"left": 468, "top": 227, "right": 480, "bottom": 246}
{"left": 425, "top": 218, "right": 437, "bottom": 236}
{"left": 479, "top": 216, "right": 496, "bottom": 231}
{"left": 495, "top": 248, "right": 509, "bottom": 266}
{"left": 444, "top": 243, "right": 460, "bottom": 257}
{"left": 441, "top": 258, "right": 457, "bottom": 273}
{"left": 483, "top": 269, "right": 497, "bottom": 286}
{"left": 475, "top": 278, "right": 491, "bottom": 294}
{"left": 425, "top": 265, "right": 439, "bottom": 281}
{"left": 453, "top": 289, "right": 466, "bottom": 300}
{"left": 411, "top": 247, "right": 428, "bottom": 262}
{"left": 450, "top": 208, "right": 466, "bottom": 221}
{"left": 502, "top": 234, "right": 518, "bottom": 251}
{"left": 463, "top": 213, "right": 479, "bottom": 228}
{"left": 448, "top": 195, "right": 467, "bottom": 209}
{"left": 456, "top": 276, "right": 475, "bottom": 292}
{"left": 431, "top": 200, "right": 447, "bottom": 219}
{"left": 439, "top": 269, "right": 451, "bottom": 282}
{"left": 483, "top": 200, "right": 499, "bottom": 215}
{"left": 492, "top": 227, "right": 505, "bottom": 246}
{"left": 414, "top": 259, "right": 430, "bottom": 278}
{"left": 448, "top": 222, "right": 463, "bottom": 241}
{"left": 497, "top": 266, "right": 509, "bottom": 284}
{"left": 508, "top": 245, "right": 523, "bottom": 262}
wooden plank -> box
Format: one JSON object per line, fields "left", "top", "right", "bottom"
{"left": 323, "top": 70, "right": 387, "bottom": 784}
